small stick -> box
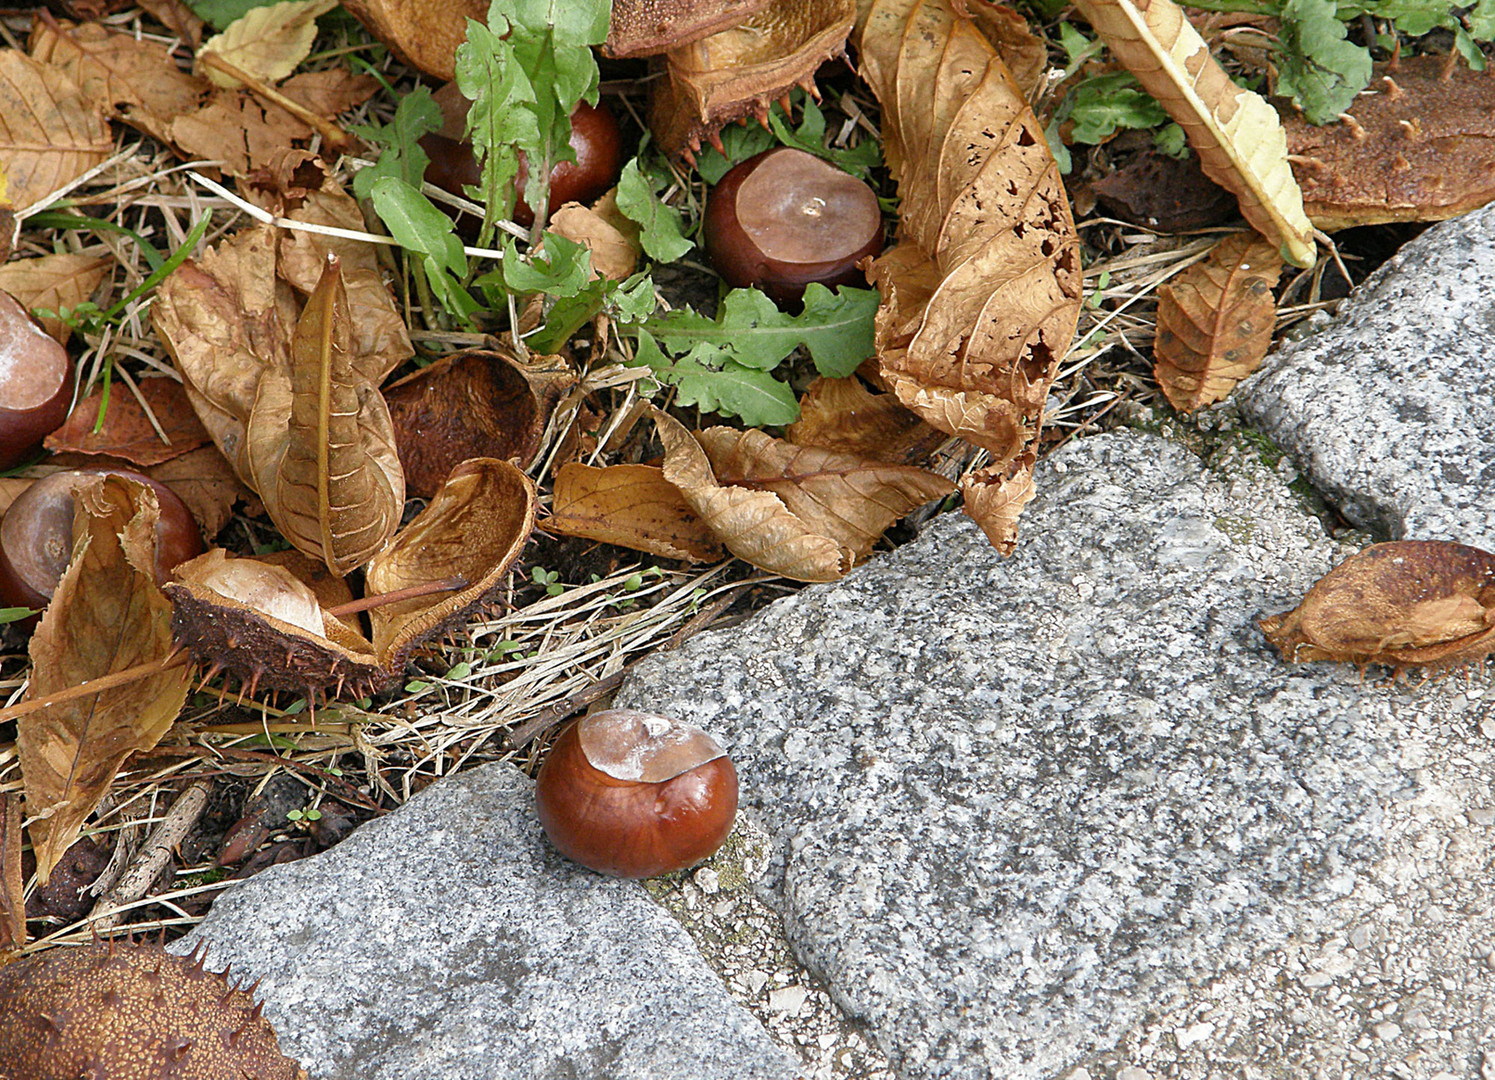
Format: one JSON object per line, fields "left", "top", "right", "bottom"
{"left": 0, "top": 650, "right": 192, "bottom": 724}
{"left": 196, "top": 51, "right": 353, "bottom": 152}
{"left": 326, "top": 576, "right": 467, "bottom": 619}
{"left": 88, "top": 779, "right": 214, "bottom": 932}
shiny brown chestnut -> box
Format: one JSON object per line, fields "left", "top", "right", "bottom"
{"left": 535, "top": 709, "right": 738, "bottom": 878}
{"left": 0, "top": 290, "right": 74, "bottom": 472}
{"left": 703, "top": 147, "right": 884, "bottom": 306}
{"left": 0, "top": 468, "right": 205, "bottom": 611}
{"left": 419, "top": 100, "right": 624, "bottom": 228}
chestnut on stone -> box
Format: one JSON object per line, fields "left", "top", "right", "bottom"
{"left": 535, "top": 709, "right": 738, "bottom": 878}
{"left": 703, "top": 147, "right": 884, "bottom": 305}
{"left": 0, "top": 290, "right": 73, "bottom": 471}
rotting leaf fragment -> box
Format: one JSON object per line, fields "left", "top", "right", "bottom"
{"left": 1260, "top": 540, "right": 1495, "bottom": 672}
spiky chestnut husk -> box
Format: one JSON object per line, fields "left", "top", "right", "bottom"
{"left": 165, "top": 578, "right": 393, "bottom": 702}
{"left": 0, "top": 937, "right": 306, "bottom": 1080}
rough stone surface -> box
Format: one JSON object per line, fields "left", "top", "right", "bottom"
{"left": 616, "top": 429, "right": 1495, "bottom": 1080}
{"left": 174, "top": 765, "right": 798, "bottom": 1080}
{"left": 1237, "top": 204, "right": 1495, "bottom": 550}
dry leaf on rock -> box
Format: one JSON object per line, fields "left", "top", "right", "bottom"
{"left": 247, "top": 256, "right": 404, "bottom": 577}
{"left": 1260, "top": 540, "right": 1495, "bottom": 671}
{"left": 655, "top": 408, "right": 952, "bottom": 581}
{"left": 0, "top": 49, "right": 111, "bottom": 212}
{"left": 651, "top": 0, "right": 855, "bottom": 158}
{"left": 384, "top": 348, "right": 574, "bottom": 500}
{"left": 785, "top": 376, "right": 949, "bottom": 465}
{"left": 1153, "top": 232, "right": 1283, "bottom": 413}
{"left": 17, "top": 476, "right": 190, "bottom": 883}
{"left": 855, "top": 0, "right": 1082, "bottom": 553}
{"left": 339, "top": 0, "right": 486, "bottom": 80}
{"left": 547, "top": 462, "right": 724, "bottom": 563}
{"left": 198, "top": 0, "right": 339, "bottom": 89}
{"left": 1070, "top": 0, "right": 1315, "bottom": 267}
{"left": 1280, "top": 56, "right": 1495, "bottom": 230}
{"left": 45, "top": 378, "right": 211, "bottom": 466}
{"left": 0, "top": 253, "right": 110, "bottom": 343}
{"left": 364, "top": 458, "right": 537, "bottom": 662}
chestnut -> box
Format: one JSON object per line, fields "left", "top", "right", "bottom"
{"left": 419, "top": 100, "right": 624, "bottom": 228}
{"left": 703, "top": 147, "right": 884, "bottom": 306}
{"left": 0, "top": 290, "right": 74, "bottom": 471}
{"left": 535, "top": 709, "right": 738, "bottom": 878}
{"left": 0, "top": 468, "right": 205, "bottom": 611}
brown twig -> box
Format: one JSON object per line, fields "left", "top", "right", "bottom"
{"left": 0, "top": 650, "right": 192, "bottom": 724}
{"left": 326, "top": 576, "right": 468, "bottom": 618}
{"left": 88, "top": 778, "right": 214, "bottom": 931}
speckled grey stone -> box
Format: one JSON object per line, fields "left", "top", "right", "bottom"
{"left": 1237, "top": 205, "right": 1495, "bottom": 550}
{"left": 173, "top": 765, "right": 797, "bottom": 1080}
{"left": 616, "top": 429, "right": 1495, "bottom": 1080}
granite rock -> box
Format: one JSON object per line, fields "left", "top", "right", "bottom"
{"left": 616, "top": 429, "right": 1495, "bottom": 1080}
{"left": 174, "top": 764, "right": 798, "bottom": 1080}
{"left": 1237, "top": 205, "right": 1495, "bottom": 550}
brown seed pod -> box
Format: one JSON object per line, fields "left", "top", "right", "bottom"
{"left": 535, "top": 709, "right": 738, "bottom": 878}
{"left": 1259, "top": 540, "right": 1495, "bottom": 670}
{"left": 0, "top": 936, "right": 306, "bottom": 1080}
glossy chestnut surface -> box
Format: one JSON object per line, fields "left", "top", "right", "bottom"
{"left": 0, "top": 469, "right": 205, "bottom": 611}
{"left": 0, "top": 291, "right": 74, "bottom": 472}
{"left": 420, "top": 100, "right": 624, "bottom": 228}
{"left": 703, "top": 147, "right": 884, "bottom": 305}
{"left": 535, "top": 709, "right": 738, "bottom": 878}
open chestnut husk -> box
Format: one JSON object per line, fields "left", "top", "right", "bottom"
{"left": 535, "top": 709, "right": 738, "bottom": 878}
{"left": 0, "top": 468, "right": 204, "bottom": 611}
{"left": 703, "top": 147, "right": 883, "bottom": 305}
{"left": 0, "top": 290, "right": 74, "bottom": 471}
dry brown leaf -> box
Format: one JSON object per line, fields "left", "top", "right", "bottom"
{"left": 959, "top": 453, "right": 1036, "bottom": 554}
{"left": 785, "top": 376, "right": 948, "bottom": 465}
{"left": 0, "top": 794, "right": 23, "bottom": 954}
{"left": 138, "top": 0, "right": 205, "bottom": 46}
{"left": 548, "top": 190, "right": 642, "bottom": 282}
{"left": 276, "top": 181, "right": 412, "bottom": 382}
{"left": 383, "top": 348, "right": 575, "bottom": 500}
{"left": 277, "top": 68, "right": 381, "bottom": 119}
{"left": 954, "top": 0, "right": 1046, "bottom": 97}
{"left": 1090, "top": 146, "right": 1236, "bottom": 232}
{"left": 651, "top": 0, "right": 855, "bottom": 158}
{"left": 547, "top": 462, "right": 724, "bottom": 563}
{"left": 18, "top": 476, "right": 190, "bottom": 883}
{"left": 1153, "top": 232, "right": 1283, "bottom": 413}
{"left": 1260, "top": 540, "right": 1495, "bottom": 671}
{"left": 855, "top": 0, "right": 1082, "bottom": 553}
{"left": 1069, "top": 0, "right": 1315, "bottom": 267}
{"left": 198, "top": 0, "right": 338, "bottom": 89}
{"left": 247, "top": 256, "right": 403, "bottom": 577}
{"left": 0, "top": 253, "right": 110, "bottom": 343}
{"left": 364, "top": 458, "right": 537, "bottom": 662}
{"left": 0, "top": 49, "right": 111, "bottom": 212}
{"left": 1280, "top": 56, "right": 1495, "bottom": 230}
{"left": 45, "top": 378, "right": 211, "bottom": 466}
{"left": 339, "top": 0, "right": 487, "bottom": 79}
{"left": 146, "top": 445, "right": 250, "bottom": 537}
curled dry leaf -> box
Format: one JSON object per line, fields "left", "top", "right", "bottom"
{"left": 855, "top": 0, "right": 1082, "bottom": 554}
{"left": 339, "top": 0, "right": 486, "bottom": 80}
{"left": 547, "top": 462, "right": 724, "bottom": 563}
{"left": 0, "top": 253, "right": 111, "bottom": 343}
{"left": 548, "top": 191, "right": 643, "bottom": 282}
{"left": 654, "top": 408, "right": 952, "bottom": 581}
{"left": 0, "top": 49, "right": 111, "bottom": 212}
{"left": 1280, "top": 56, "right": 1495, "bottom": 231}
{"left": 363, "top": 458, "right": 537, "bottom": 662}
{"left": 17, "top": 476, "right": 191, "bottom": 883}
{"left": 383, "top": 348, "right": 575, "bottom": 500}
{"left": 1259, "top": 540, "right": 1495, "bottom": 671}
{"left": 651, "top": 0, "right": 856, "bottom": 159}
{"left": 45, "top": 378, "right": 211, "bottom": 467}
{"left": 1069, "top": 0, "right": 1315, "bottom": 268}
{"left": 247, "top": 255, "right": 404, "bottom": 577}
{"left": 785, "top": 376, "right": 948, "bottom": 466}
{"left": 1153, "top": 232, "right": 1283, "bottom": 413}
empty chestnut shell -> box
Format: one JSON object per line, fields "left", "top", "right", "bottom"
{"left": 0, "top": 290, "right": 74, "bottom": 471}
{"left": 535, "top": 709, "right": 738, "bottom": 878}
{"left": 0, "top": 468, "right": 204, "bottom": 611}
{"left": 420, "top": 100, "right": 624, "bottom": 228}
{"left": 703, "top": 147, "right": 884, "bottom": 305}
